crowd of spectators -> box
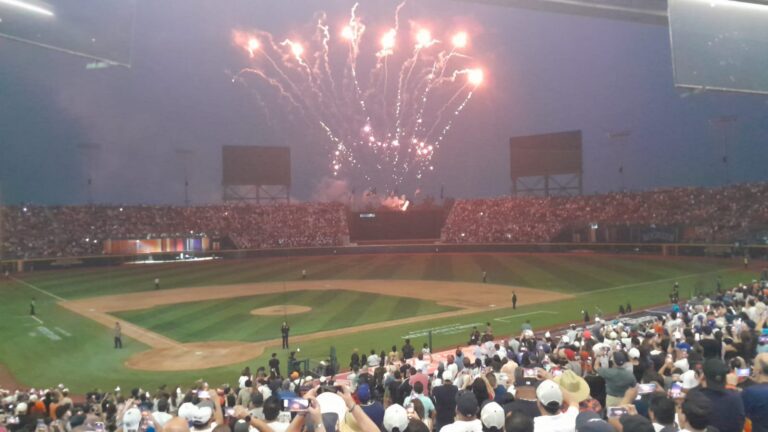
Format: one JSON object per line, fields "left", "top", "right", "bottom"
{"left": 2, "top": 277, "right": 767, "bottom": 432}
{"left": 442, "top": 183, "right": 768, "bottom": 244}
{"left": 0, "top": 203, "right": 349, "bottom": 259}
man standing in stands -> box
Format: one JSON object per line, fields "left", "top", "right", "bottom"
{"left": 402, "top": 339, "right": 415, "bottom": 360}
{"left": 154, "top": 277, "right": 160, "bottom": 290}
{"left": 281, "top": 321, "right": 290, "bottom": 349}
{"left": 512, "top": 292, "right": 518, "bottom": 309}
{"left": 268, "top": 353, "right": 280, "bottom": 376}
{"left": 114, "top": 322, "right": 123, "bottom": 348}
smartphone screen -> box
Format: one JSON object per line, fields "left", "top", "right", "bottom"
{"left": 669, "top": 383, "right": 683, "bottom": 399}
{"left": 551, "top": 369, "right": 563, "bottom": 377}
{"left": 736, "top": 368, "right": 751, "bottom": 377}
{"left": 226, "top": 408, "right": 235, "bottom": 417}
{"left": 283, "top": 398, "right": 309, "bottom": 412}
{"left": 523, "top": 368, "right": 537, "bottom": 378}
{"left": 607, "top": 407, "right": 628, "bottom": 418}
{"left": 637, "top": 383, "right": 656, "bottom": 394}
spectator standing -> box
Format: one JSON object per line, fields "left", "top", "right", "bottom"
{"left": 533, "top": 380, "right": 578, "bottom": 432}
{"left": 742, "top": 353, "right": 768, "bottom": 432}
{"left": 689, "top": 358, "right": 745, "bottom": 432}
{"left": 597, "top": 351, "right": 636, "bottom": 407}
{"left": 439, "top": 392, "right": 481, "bottom": 432}
{"left": 433, "top": 370, "right": 459, "bottom": 431}
{"left": 357, "top": 384, "right": 385, "bottom": 428}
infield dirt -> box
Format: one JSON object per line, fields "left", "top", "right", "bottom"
{"left": 59, "top": 280, "right": 571, "bottom": 371}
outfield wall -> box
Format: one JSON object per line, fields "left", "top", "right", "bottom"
{"left": 3, "top": 242, "right": 766, "bottom": 273}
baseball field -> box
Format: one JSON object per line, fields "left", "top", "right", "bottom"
{"left": 0, "top": 252, "right": 751, "bottom": 392}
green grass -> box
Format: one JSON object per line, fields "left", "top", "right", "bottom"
{"left": 0, "top": 253, "right": 754, "bottom": 393}
{"left": 113, "top": 290, "right": 457, "bottom": 343}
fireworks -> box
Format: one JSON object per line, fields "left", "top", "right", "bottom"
{"left": 232, "top": 2, "right": 486, "bottom": 187}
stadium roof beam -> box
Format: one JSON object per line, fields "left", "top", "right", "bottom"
{"left": 453, "top": 0, "right": 668, "bottom": 25}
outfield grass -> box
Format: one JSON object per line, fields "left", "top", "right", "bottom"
{"left": 113, "top": 290, "right": 457, "bottom": 343}
{"left": 0, "top": 253, "right": 753, "bottom": 392}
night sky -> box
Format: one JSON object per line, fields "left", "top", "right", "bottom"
{"left": 1, "top": 0, "right": 766, "bottom": 205}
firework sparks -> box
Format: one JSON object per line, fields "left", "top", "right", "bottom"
{"left": 233, "top": 3, "right": 486, "bottom": 185}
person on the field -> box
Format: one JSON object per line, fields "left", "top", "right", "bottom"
{"left": 482, "top": 271, "right": 487, "bottom": 283}
{"left": 154, "top": 277, "right": 160, "bottom": 290}
{"left": 114, "top": 322, "right": 123, "bottom": 348}
{"left": 582, "top": 309, "right": 590, "bottom": 323}
{"left": 512, "top": 292, "right": 518, "bottom": 309}
{"left": 30, "top": 296, "right": 36, "bottom": 316}
{"left": 626, "top": 302, "right": 632, "bottom": 313}
{"left": 301, "top": 269, "right": 306, "bottom": 280}
{"left": 350, "top": 349, "right": 361, "bottom": 369}
{"left": 402, "top": 339, "right": 415, "bottom": 360}
{"left": 281, "top": 322, "right": 290, "bottom": 349}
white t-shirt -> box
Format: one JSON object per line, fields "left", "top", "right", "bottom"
{"left": 439, "top": 419, "right": 483, "bottom": 432}
{"left": 238, "top": 375, "right": 250, "bottom": 389}
{"left": 533, "top": 406, "right": 578, "bottom": 432}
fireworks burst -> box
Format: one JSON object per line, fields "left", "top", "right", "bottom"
{"left": 232, "top": 2, "right": 485, "bottom": 188}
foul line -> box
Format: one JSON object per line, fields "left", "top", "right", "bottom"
{"left": 581, "top": 269, "right": 732, "bottom": 297}
{"left": 30, "top": 315, "right": 44, "bottom": 325}
{"left": 11, "top": 277, "right": 66, "bottom": 301}
{"left": 494, "top": 311, "right": 557, "bottom": 323}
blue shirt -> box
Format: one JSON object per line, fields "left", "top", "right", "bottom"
{"left": 742, "top": 383, "right": 768, "bottom": 432}
{"left": 691, "top": 388, "right": 744, "bottom": 432}
{"left": 360, "top": 401, "right": 385, "bottom": 427}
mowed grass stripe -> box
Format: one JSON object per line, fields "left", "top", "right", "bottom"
{"left": 517, "top": 255, "right": 620, "bottom": 291}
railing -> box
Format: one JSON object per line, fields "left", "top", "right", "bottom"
{"left": 1, "top": 241, "right": 766, "bottom": 273}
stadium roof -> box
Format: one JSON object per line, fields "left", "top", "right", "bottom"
{"left": 456, "top": 0, "right": 668, "bottom": 25}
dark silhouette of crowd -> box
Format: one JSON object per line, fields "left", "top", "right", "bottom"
{"left": 1, "top": 203, "right": 349, "bottom": 259}
{"left": 442, "top": 183, "right": 768, "bottom": 244}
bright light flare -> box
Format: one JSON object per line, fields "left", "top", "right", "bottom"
{"left": 291, "top": 43, "right": 304, "bottom": 58}
{"left": 416, "top": 29, "right": 432, "bottom": 48}
{"left": 246, "top": 38, "right": 260, "bottom": 56}
{"left": 380, "top": 29, "right": 396, "bottom": 51}
{"left": 0, "top": 0, "right": 54, "bottom": 16}
{"left": 341, "top": 26, "right": 355, "bottom": 40}
{"left": 452, "top": 31, "right": 468, "bottom": 49}
{"left": 468, "top": 68, "right": 484, "bottom": 86}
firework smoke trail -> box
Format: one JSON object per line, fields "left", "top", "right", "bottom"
{"left": 234, "top": 68, "right": 305, "bottom": 117}
{"left": 423, "top": 83, "right": 469, "bottom": 143}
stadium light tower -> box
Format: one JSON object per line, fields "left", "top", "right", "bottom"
{"left": 606, "top": 130, "right": 631, "bottom": 192}
{"left": 174, "top": 148, "right": 194, "bottom": 206}
{"left": 708, "top": 115, "right": 737, "bottom": 185}
{"left": 77, "top": 143, "right": 101, "bottom": 204}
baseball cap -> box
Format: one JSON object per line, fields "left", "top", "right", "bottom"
{"left": 613, "top": 351, "right": 629, "bottom": 366}
{"left": 442, "top": 370, "right": 454, "bottom": 381}
{"left": 480, "top": 402, "right": 505, "bottom": 430}
{"left": 620, "top": 415, "right": 655, "bottom": 432}
{"left": 628, "top": 348, "right": 640, "bottom": 360}
{"left": 383, "top": 404, "right": 409, "bottom": 432}
{"left": 536, "top": 380, "right": 563, "bottom": 407}
{"left": 357, "top": 384, "right": 371, "bottom": 403}
{"left": 575, "top": 411, "right": 613, "bottom": 432}
{"left": 703, "top": 358, "right": 729, "bottom": 390}
{"left": 14, "top": 402, "right": 28, "bottom": 415}
{"left": 192, "top": 406, "right": 213, "bottom": 425}
{"left": 178, "top": 402, "right": 197, "bottom": 422}
{"left": 456, "top": 391, "right": 479, "bottom": 417}
{"left": 122, "top": 408, "right": 141, "bottom": 432}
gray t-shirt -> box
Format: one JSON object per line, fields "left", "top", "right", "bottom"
{"left": 597, "top": 367, "right": 636, "bottom": 397}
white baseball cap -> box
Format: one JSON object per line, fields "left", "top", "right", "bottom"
{"left": 122, "top": 408, "right": 141, "bottom": 432}
{"left": 383, "top": 404, "right": 409, "bottom": 432}
{"left": 536, "top": 380, "right": 563, "bottom": 406}
{"left": 480, "top": 402, "right": 505, "bottom": 430}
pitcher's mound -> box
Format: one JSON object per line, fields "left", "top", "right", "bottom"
{"left": 251, "top": 305, "right": 311, "bottom": 316}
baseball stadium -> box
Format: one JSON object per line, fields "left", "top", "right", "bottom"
{"left": 1, "top": 1, "right": 768, "bottom": 432}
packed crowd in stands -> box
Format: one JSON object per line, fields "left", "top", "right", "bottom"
{"left": 442, "top": 183, "right": 768, "bottom": 244}
{"left": 0, "top": 203, "right": 348, "bottom": 259}
{"left": 2, "top": 183, "right": 768, "bottom": 259}
{"left": 2, "top": 276, "right": 767, "bottom": 432}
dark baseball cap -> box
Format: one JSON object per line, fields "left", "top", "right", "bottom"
{"left": 613, "top": 351, "right": 629, "bottom": 367}
{"left": 703, "top": 358, "right": 729, "bottom": 389}
{"left": 575, "top": 411, "right": 614, "bottom": 432}
{"left": 456, "top": 391, "right": 479, "bottom": 417}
